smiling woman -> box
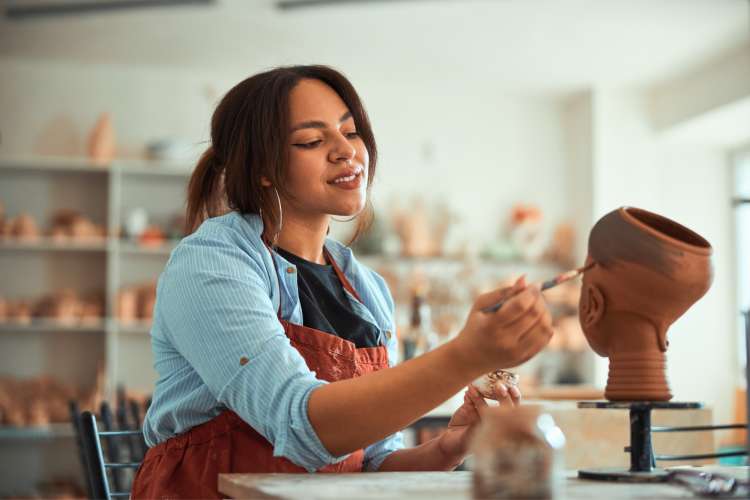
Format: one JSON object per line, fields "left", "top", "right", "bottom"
{"left": 131, "top": 65, "right": 552, "bottom": 499}
{"left": 184, "top": 66, "right": 377, "bottom": 251}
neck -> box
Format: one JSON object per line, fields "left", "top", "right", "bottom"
{"left": 272, "top": 212, "right": 330, "bottom": 265}
{"left": 602, "top": 313, "right": 672, "bottom": 401}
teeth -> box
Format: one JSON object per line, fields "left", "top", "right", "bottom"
{"left": 334, "top": 174, "right": 355, "bottom": 184}
{"left": 332, "top": 168, "right": 361, "bottom": 184}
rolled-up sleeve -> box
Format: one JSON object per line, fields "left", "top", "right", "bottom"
{"left": 157, "top": 224, "right": 348, "bottom": 471}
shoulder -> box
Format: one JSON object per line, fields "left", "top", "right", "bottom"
{"left": 166, "top": 212, "right": 275, "bottom": 283}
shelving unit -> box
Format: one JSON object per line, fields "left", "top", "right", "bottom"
{"left": 0, "top": 156, "right": 190, "bottom": 495}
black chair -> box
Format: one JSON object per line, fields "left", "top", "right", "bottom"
{"left": 79, "top": 408, "right": 145, "bottom": 499}
{"left": 72, "top": 396, "right": 149, "bottom": 500}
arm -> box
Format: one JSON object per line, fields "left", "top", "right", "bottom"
{"left": 376, "top": 437, "right": 464, "bottom": 471}
{"left": 309, "top": 276, "right": 553, "bottom": 457}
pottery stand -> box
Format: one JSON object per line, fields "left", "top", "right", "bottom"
{"left": 576, "top": 401, "right": 746, "bottom": 482}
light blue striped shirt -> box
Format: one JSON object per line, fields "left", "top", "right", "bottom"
{"left": 142, "top": 211, "right": 404, "bottom": 472}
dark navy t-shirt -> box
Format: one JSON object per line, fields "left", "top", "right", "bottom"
{"left": 275, "top": 247, "right": 380, "bottom": 349}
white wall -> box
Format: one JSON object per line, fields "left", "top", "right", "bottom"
{"left": 657, "top": 147, "right": 735, "bottom": 423}
{"left": 0, "top": 59, "right": 571, "bottom": 248}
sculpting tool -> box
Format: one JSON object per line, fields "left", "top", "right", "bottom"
{"left": 480, "top": 262, "right": 595, "bottom": 314}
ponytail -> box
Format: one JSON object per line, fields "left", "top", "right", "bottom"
{"left": 185, "top": 147, "right": 228, "bottom": 234}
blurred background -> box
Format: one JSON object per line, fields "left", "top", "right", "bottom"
{"left": 0, "top": 0, "right": 748, "bottom": 496}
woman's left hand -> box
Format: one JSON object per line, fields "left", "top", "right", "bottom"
{"left": 436, "top": 382, "right": 522, "bottom": 463}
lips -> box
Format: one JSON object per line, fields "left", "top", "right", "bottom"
{"left": 328, "top": 165, "right": 363, "bottom": 185}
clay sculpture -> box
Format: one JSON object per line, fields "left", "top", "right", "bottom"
{"left": 579, "top": 207, "right": 712, "bottom": 401}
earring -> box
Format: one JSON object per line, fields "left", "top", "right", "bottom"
{"left": 272, "top": 187, "right": 283, "bottom": 243}
{"left": 259, "top": 187, "right": 283, "bottom": 244}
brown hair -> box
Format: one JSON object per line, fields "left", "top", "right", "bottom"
{"left": 185, "top": 65, "right": 377, "bottom": 245}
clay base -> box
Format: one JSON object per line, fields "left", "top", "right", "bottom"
{"left": 605, "top": 351, "right": 672, "bottom": 401}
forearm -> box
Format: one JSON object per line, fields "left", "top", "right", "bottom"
{"left": 375, "top": 437, "right": 465, "bottom": 471}
{"left": 307, "top": 338, "right": 483, "bottom": 456}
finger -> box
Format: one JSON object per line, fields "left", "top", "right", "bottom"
{"left": 493, "top": 382, "right": 515, "bottom": 407}
{"left": 508, "top": 385, "right": 522, "bottom": 405}
{"left": 474, "top": 277, "right": 527, "bottom": 312}
{"left": 467, "top": 385, "right": 488, "bottom": 412}
{"left": 518, "top": 304, "right": 553, "bottom": 344}
{"left": 494, "top": 287, "right": 541, "bottom": 327}
{"left": 503, "top": 301, "right": 546, "bottom": 343}
{"left": 516, "top": 322, "right": 555, "bottom": 364}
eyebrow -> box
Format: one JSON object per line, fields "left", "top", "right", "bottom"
{"left": 290, "top": 111, "right": 352, "bottom": 132}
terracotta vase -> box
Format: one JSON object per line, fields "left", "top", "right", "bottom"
{"left": 87, "top": 112, "right": 115, "bottom": 164}
{"left": 579, "top": 207, "right": 713, "bottom": 401}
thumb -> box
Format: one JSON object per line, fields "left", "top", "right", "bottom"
{"left": 473, "top": 275, "right": 527, "bottom": 311}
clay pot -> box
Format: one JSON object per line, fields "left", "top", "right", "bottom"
{"left": 117, "top": 288, "right": 138, "bottom": 323}
{"left": 88, "top": 112, "right": 115, "bottom": 164}
{"left": 579, "top": 207, "right": 713, "bottom": 401}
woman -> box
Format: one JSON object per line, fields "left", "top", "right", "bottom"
{"left": 132, "top": 65, "right": 552, "bottom": 498}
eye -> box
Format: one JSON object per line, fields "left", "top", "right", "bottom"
{"left": 294, "top": 140, "right": 322, "bottom": 149}
{"left": 345, "top": 131, "right": 359, "bottom": 139}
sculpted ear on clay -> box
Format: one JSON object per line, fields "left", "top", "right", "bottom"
{"left": 579, "top": 283, "right": 606, "bottom": 355}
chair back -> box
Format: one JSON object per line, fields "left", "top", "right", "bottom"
{"left": 75, "top": 398, "right": 149, "bottom": 499}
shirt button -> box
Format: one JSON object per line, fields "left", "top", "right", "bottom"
{"left": 385, "top": 330, "right": 392, "bottom": 340}
{"left": 239, "top": 356, "right": 249, "bottom": 366}
{"left": 286, "top": 267, "right": 295, "bottom": 274}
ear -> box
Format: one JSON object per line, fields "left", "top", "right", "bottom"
{"left": 260, "top": 176, "right": 272, "bottom": 187}
{"left": 581, "top": 283, "right": 605, "bottom": 328}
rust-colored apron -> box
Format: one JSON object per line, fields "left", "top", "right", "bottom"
{"left": 131, "top": 249, "right": 389, "bottom": 499}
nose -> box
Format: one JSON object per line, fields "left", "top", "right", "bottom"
{"left": 329, "top": 132, "right": 356, "bottom": 165}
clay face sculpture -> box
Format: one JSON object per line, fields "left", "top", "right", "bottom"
{"left": 579, "top": 207, "right": 713, "bottom": 401}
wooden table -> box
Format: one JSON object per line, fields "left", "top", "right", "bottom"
{"left": 218, "top": 470, "right": 741, "bottom": 499}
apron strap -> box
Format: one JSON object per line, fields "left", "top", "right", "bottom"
{"left": 323, "top": 247, "right": 364, "bottom": 303}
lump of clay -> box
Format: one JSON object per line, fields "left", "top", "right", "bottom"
{"left": 472, "top": 369, "right": 519, "bottom": 400}
{"left": 470, "top": 405, "right": 565, "bottom": 499}
{"left": 579, "top": 207, "right": 712, "bottom": 401}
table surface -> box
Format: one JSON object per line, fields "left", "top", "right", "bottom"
{"left": 218, "top": 468, "right": 748, "bottom": 499}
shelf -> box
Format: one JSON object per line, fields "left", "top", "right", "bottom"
{"left": 0, "top": 156, "right": 110, "bottom": 174}
{"left": 0, "top": 319, "right": 106, "bottom": 333}
{"left": 0, "top": 156, "right": 192, "bottom": 177}
{"left": 0, "top": 423, "right": 75, "bottom": 440}
{"left": 0, "top": 319, "right": 154, "bottom": 334}
{"left": 117, "top": 239, "right": 180, "bottom": 256}
{"left": 115, "top": 160, "right": 192, "bottom": 177}
{"left": 0, "top": 238, "right": 108, "bottom": 253}
{"left": 115, "top": 320, "right": 153, "bottom": 335}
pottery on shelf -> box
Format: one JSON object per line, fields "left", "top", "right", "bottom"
{"left": 578, "top": 207, "right": 713, "bottom": 401}
{"left": 87, "top": 112, "right": 116, "bottom": 165}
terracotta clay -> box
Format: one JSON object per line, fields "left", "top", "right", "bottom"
{"left": 579, "top": 207, "right": 713, "bottom": 401}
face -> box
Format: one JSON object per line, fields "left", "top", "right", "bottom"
{"left": 275, "top": 78, "right": 369, "bottom": 224}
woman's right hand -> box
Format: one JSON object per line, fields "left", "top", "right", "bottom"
{"left": 452, "top": 276, "right": 553, "bottom": 374}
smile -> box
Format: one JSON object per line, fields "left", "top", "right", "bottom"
{"left": 329, "top": 166, "right": 363, "bottom": 184}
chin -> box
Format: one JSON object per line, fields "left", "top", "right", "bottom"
{"left": 333, "top": 199, "right": 366, "bottom": 217}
